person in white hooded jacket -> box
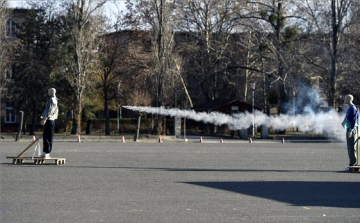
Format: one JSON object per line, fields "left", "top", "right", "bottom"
{"left": 40, "top": 88, "right": 58, "bottom": 158}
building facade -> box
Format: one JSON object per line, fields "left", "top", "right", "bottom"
{"left": 1, "top": 9, "right": 29, "bottom": 132}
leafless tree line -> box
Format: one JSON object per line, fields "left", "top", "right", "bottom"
{"left": 3, "top": 0, "right": 360, "bottom": 135}
{"left": 122, "top": 0, "right": 360, "bottom": 110}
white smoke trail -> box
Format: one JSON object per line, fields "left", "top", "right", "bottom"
{"left": 123, "top": 105, "right": 346, "bottom": 140}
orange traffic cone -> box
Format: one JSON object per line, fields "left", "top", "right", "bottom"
{"left": 282, "top": 138, "right": 285, "bottom": 143}
{"left": 121, "top": 136, "right": 125, "bottom": 143}
{"left": 200, "top": 137, "right": 204, "bottom": 143}
{"left": 249, "top": 138, "right": 253, "bottom": 143}
{"left": 220, "top": 138, "right": 223, "bottom": 143}
{"left": 158, "top": 135, "right": 163, "bottom": 143}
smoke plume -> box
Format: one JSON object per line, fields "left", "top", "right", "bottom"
{"left": 124, "top": 87, "right": 348, "bottom": 140}
{"left": 123, "top": 105, "right": 345, "bottom": 140}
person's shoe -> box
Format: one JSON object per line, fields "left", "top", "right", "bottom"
{"left": 40, "top": 153, "right": 50, "bottom": 159}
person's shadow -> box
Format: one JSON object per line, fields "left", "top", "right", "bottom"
{"left": 184, "top": 181, "right": 360, "bottom": 208}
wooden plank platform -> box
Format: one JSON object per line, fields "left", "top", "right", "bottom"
{"left": 6, "top": 157, "right": 66, "bottom": 165}
{"left": 348, "top": 166, "right": 360, "bottom": 172}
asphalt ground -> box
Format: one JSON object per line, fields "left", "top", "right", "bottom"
{"left": 0, "top": 140, "right": 359, "bottom": 223}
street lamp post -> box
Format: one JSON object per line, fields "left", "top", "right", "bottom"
{"left": 251, "top": 83, "right": 256, "bottom": 136}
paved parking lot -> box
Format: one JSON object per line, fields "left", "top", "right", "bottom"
{"left": 1, "top": 141, "right": 359, "bottom": 223}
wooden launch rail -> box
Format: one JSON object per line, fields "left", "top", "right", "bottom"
{"left": 6, "top": 134, "right": 66, "bottom": 165}
{"left": 6, "top": 157, "right": 66, "bottom": 165}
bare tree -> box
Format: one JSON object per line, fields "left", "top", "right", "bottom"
{"left": 176, "top": 0, "right": 242, "bottom": 103}
{"left": 239, "top": 0, "right": 306, "bottom": 114}
{"left": 171, "top": 52, "right": 194, "bottom": 107}
{"left": 0, "top": 1, "right": 10, "bottom": 86}
{"left": 128, "top": 87, "right": 152, "bottom": 141}
{"left": 299, "top": 0, "right": 356, "bottom": 108}
{"left": 124, "top": 0, "right": 185, "bottom": 134}
{"left": 0, "top": 1, "right": 10, "bottom": 88}
{"left": 341, "top": 0, "right": 360, "bottom": 100}
{"left": 60, "top": 0, "right": 107, "bottom": 134}
{"left": 97, "top": 28, "right": 128, "bottom": 135}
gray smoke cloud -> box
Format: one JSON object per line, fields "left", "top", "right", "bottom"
{"left": 123, "top": 105, "right": 346, "bottom": 140}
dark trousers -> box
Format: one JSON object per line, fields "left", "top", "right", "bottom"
{"left": 43, "top": 120, "right": 55, "bottom": 154}
{"left": 346, "top": 128, "right": 357, "bottom": 166}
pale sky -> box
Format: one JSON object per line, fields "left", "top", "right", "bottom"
{"left": 6, "top": 0, "right": 126, "bottom": 18}
{"left": 7, "top": 0, "right": 27, "bottom": 8}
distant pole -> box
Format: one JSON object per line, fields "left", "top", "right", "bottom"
{"left": 251, "top": 83, "right": 256, "bottom": 136}
{"left": 184, "top": 102, "right": 188, "bottom": 141}
{"left": 262, "top": 57, "right": 266, "bottom": 114}
{"left": 117, "top": 82, "right": 121, "bottom": 135}
{"left": 293, "top": 90, "right": 296, "bottom": 131}
{"left": 15, "top": 111, "right": 24, "bottom": 141}
{"left": 184, "top": 117, "right": 186, "bottom": 140}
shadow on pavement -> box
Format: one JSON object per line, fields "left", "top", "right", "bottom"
{"left": 182, "top": 181, "right": 360, "bottom": 208}
{"left": 2, "top": 163, "right": 348, "bottom": 174}
{"left": 61, "top": 165, "right": 345, "bottom": 173}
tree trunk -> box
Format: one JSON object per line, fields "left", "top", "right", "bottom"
{"left": 329, "top": 0, "right": 338, "bottom": 109}
{"left": 104, "top": 85, "right": 110, "bottom": 135}
{"left": 275, "top": 2, "right": 289, "bottom": 115}
{"left": 278, "top": 80, "right": 288, "bottom": 114}
{"left": 22, "top": 110, "right": 27, "bottom": 135}
{"left": 30, "top": 102, "right": 37, "bottom": 135}
{"left": 163, "top": 116, "right": 166, "bottom": 135}
{"left": 134, "top": 114, "right": 142, "bottom": 141}
{"left": 76, "top": 110, "right": 81, "bottom": 134}
{"left": 179, "top": 76, "right": 193, "bottom": 108}
{"left": 157, "top": 116, "right": 163, "bottom": 136}
{"left": 73, "top": 93, "right": 82, "bottom": 134}
{"left": 71, "top": 119, "right": 77, "bottom": 134}
{"left": 86, "top": 119, "right": 92, "bottom": 135}
{"left": 63, "top": 117, "right": 69, "bottom": 133}
{"left": 15, "top": 111, "right": 24, "bottom": 141}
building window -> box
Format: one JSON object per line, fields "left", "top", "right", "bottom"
{"left": 5, "top": 67, "right": 12, "bottom": 79}
{"left": 6, "top": 20, "right": 18, "bottom": 38}
{"left": 5, "top": 102, "right": 16, "bottom": 123}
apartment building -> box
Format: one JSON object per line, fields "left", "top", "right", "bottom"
{"left": 1, "top": 8, "right": 29, "bottom": 132}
